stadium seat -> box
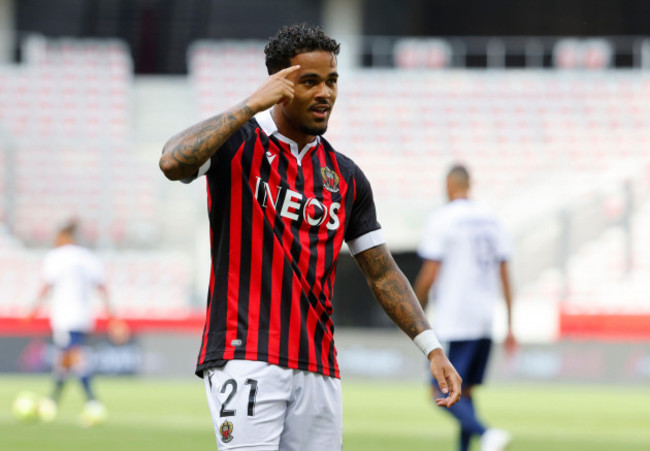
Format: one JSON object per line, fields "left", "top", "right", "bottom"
{"left": 0, "top": 36, "right": 157, "bottom": 247}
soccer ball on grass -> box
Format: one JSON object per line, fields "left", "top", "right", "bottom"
{"left": 11, "top": 391, "right": 39, "bottom": 423}
{"left": 80, "top": 400, "right": 107, "bottom": 427}
{"left": 37, "top": 397, "right": 58, "bottom": 422}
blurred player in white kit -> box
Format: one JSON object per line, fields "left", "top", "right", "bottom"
{"left": 414, "top": 164, "right": 517, "bottom": 451}
{"left": 28, "top": 220, "right": 126, "bottom": 424}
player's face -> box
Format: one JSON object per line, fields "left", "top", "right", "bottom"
{"left": 279, "top": 51, "right": 338, "bottom": 143}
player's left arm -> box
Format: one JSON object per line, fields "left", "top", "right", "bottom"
{"left": 26, "top": 283, "right": 51, "bottom": 321}
{"left": 354, "top": 244, "right": 461, "bottom": 407}
{"left": 95, "top": 283, "right": 130, "bottom": 345}
{"left": 499, "top": 260, "right": 517, "bottom": 354}
{"left": 96, "top": 283, "right": 112, "bottom": 317}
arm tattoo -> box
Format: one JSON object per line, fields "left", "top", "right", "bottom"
{"left": 354, "top": 244, "right": 431, "bottom": 338}
{"left": 160, "top": 101, "right": 254, "bottom": 180}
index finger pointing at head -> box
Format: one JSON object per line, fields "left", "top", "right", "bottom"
{"left": 277, "top": 65, "right": 301, "bottom": 78}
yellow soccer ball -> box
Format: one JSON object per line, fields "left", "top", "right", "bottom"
{"left": 11, "top": 392, "right": 39, "bottom": 423}
{"left": 80, "top": 400, "right": 107, "bottom": 427}
{"left": 37, "top": 397, "right": 58, "bottom": 422}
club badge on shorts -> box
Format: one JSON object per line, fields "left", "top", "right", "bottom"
{"left": 321, "top": 166, "right": 340, "bottom": 193}
{"left": 219, "top": 419, "right": 234, "bottom": 443}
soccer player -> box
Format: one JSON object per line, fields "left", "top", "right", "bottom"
{"left": 413, "top": 164, "right": 516, "bottom": 451}
{"left": 159, "top": 23, "right": 461, "bottom": 450}
{"left": 28, "top": 220, "right": 119, "bottom": 424}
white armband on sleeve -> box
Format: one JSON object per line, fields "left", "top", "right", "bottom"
{"left": 181, "top": 158, "right": 212, "bottom": 184}
{"left": 413, "top": 330, "right": 442, "bottom": 357}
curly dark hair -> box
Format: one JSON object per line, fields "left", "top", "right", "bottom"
{"left": 264, "top": 23, "right": 340, "bottom": 74}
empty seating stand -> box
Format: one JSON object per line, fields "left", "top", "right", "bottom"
{"left": 188, "top": 42, "right": 650, "bottom": 327}
{"left": 0, "top": 36, "right": 157, "bottom": 246}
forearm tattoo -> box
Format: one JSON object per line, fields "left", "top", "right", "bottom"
{"left": 355, "top": 245, "right": 431, "bottom": 338}
{"left": 160, "top": 101, "right": 254, "bottom": 179}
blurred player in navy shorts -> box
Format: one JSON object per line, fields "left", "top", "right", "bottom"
{"left": 414, "top": 165, "right": 517, "bottom": 451}
{"left": 28, "top": 220, "right": 125, "bottom": 424}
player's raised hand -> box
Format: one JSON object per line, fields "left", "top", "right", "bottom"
{"left": 246, "top": 65, "right": 301, "bottom": 113}
{"left": 429, "top": 348, "right": 462, "bottom": 408}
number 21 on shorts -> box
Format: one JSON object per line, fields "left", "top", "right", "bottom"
{"left": 219, "top": 378, "right": 258, "bottom": 417}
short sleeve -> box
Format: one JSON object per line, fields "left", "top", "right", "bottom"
{"left": 41, "top": 252, "right": 57, "bottom": 284}
{"left": 494, "top": 220, "right": 512, "bottom": 261}
{"left": 344, "top": 165, "right": 382, "bottom": 254}
{"left": 417, "top": 212, "right": 446, "bottom": 262}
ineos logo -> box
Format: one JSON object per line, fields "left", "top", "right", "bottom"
{"left": 254, "top": 177, "right": 340, "bottom": 230}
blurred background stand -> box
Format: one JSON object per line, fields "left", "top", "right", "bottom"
{"left": 0, "top": 0, "right": 649, "bottom": 386}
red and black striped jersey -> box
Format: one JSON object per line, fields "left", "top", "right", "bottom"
{"left": 191, "top": 110, "right": 384, "bottom": 379}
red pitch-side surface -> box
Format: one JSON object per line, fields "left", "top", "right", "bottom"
{"left": 560, "top": 311, "right": 650, "bottom": 341}
{"left": 0, "top": 313, "right": 206, "bottom": 336}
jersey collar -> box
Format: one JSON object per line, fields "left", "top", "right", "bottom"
{"left": 255, "top": 109, "right": 319, "bottom": 166}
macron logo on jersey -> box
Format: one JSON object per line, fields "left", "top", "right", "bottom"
{"left": 254, "top": 176, "right": 340, "bottom": 230}
{"left": 265, "top": 151, "right": 277, "bottom": 164}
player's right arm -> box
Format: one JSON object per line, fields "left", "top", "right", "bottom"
{"left": 159, "top": 65, "right": 300, "bottom": 181}
{"left": 413, "top": 259, "right": 441, "bottom": 309}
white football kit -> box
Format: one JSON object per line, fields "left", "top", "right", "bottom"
{"left": 417, "top": 199, "right": 511, "bottom": 342}
{"left": 41, "top": 244, "right": 105, "bottom": 345}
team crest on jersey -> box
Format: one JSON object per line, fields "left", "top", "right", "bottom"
{"left": 219, "top": 419, "right": 234, "bottom": 443}
{"left": 321, "top": 166, "right": 340, "bottom": 192}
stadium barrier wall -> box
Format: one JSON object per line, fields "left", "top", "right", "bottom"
{"left": 1, "top": 321, "right": 649, "bottom": 385}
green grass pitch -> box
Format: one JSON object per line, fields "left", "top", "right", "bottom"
{"left": 1, "top": 374, "right": 649, "bottom": 450}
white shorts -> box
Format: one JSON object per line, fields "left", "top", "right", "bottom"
{"left": 203, "top": 360, "right": 342, "bottom": 451}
